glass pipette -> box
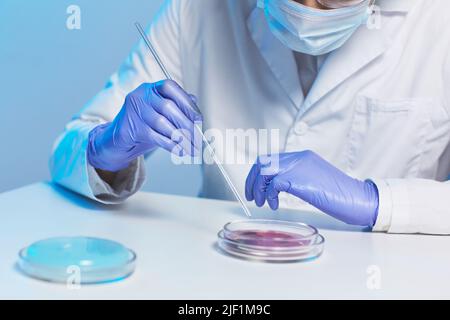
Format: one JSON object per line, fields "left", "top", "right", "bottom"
{"left": 135, "top": 22, "right": 252, "bottom": 218}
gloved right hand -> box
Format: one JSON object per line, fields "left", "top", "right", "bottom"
{"left": 88, "top": 80, "right": 202, "bottom": 172}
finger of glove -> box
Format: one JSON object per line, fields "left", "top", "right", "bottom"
{"left": 139, "top": 102, "right": 179, "bottom": 143}
{"left": 155, "top": 80, "right": 202, "bottom": 122}
{"left": 189, "top": 94, "right": 198, "bottom": 105}
{"left": 151, "top": 96, "right": 199, "bottom": 156}
{"left": 266, "top": 178, "right": 291, "bottom": 211}
{"left": 147, "top": 126, "right": 184, "bottom": 156}
{"left": 245, "top": 163, "right": 260, "bottom": 201}
{"left": 253, "top": 175, "right": 271, "bottom": 207}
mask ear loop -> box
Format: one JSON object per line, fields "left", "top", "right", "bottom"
{"left": 368, "top": 0, "right": 377, "bottom": 14}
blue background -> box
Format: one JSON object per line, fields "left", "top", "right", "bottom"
{"left": 0, "top": 0, "right": 202, "bottom": 196}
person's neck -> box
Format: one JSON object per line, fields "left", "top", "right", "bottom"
{"left": 295, "top": 0, "right": 328, "bottom": 9}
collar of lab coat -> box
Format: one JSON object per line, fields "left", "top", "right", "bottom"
{"left": 376, "top": 0, "right": 413, "bottom": 12}
{"left": 249, "top": 0, "right": 417, "bottom": 115}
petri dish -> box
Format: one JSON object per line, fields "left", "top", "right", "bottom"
{"left": 18, "top": 237, "right": 136, "bottom": 284}
{"left": 217, "top": 220, "right": 324, "bottom": 263}
{"left": 223, "top": 220, "right": 319, "bottom": 247}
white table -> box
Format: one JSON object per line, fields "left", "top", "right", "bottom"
{"left": 0, "top": 182, "right": 449, "bottom": 299}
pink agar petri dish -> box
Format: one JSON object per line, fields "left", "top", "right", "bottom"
{"left": 217, "top": 220, "right": 324, "bottom": 262}
{"left": 223, "top": 230, "right": 309, "bottom": 247}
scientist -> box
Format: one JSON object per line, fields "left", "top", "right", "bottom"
{"left": 51, "top": 0, "right": 450, "bottom": 234}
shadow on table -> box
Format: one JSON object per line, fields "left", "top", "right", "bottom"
{"left": 45, "top": 181, "right": 368, "bottom": 232}
{"left": 228, "top": 206, "right": 369, "bottom": 233}
{"left": 44, "top": 181, "right": 168, "bottom": 220}
{"left": 44, "top": 181, "right": 125, "bottom": 212}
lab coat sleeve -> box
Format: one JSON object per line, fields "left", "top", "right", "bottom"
{"left": 371, "top": 50, "right": 450, "bottom": 235}
{"left": 49, "top": 0, "right": 185, "bottom": 204}
{"left": 371, "top": 179, "right": 450, "bottom": 234}
{"left": 49, "top": 119, "right": 146, "bottom": 204}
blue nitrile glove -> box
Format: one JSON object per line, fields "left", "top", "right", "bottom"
{"left": 88, "top": 80, "right": 202, "bottom": 172}
{"left": 245, "top": 151, "right": 379, "bottom": 227}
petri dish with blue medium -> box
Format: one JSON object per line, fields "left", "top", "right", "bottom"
{"left": 18, "top": 237, "right": 136, "bottom": 284}
{"left": 217, "top": 220, "right": 325, "bottom": 263}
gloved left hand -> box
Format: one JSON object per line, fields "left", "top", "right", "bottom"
{"left": 245, "top": 151, "right": 379, "bottom": 227}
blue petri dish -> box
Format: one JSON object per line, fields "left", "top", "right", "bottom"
{"left": 18, "top": 237, "right": 136, "bottom": 284}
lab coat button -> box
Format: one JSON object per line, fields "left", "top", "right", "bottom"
{"left": 294, "top": 122, "right": 309, "bottom": 136}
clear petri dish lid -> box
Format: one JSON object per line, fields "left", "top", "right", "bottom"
{"left": 217, "top": 220, "right": 324, "bottom": 263}
{"left": 218, "top": 231, "right": 325, "bottom": 262}
{"left": 223, "top": 219, "right": 319, "bottom": 247}
{"left": 18, "top": 237, "right": 136, "bottom": 284}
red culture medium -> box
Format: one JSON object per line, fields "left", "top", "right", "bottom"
{"left": 225, "top": 230, "right": 311, "bottom": 247}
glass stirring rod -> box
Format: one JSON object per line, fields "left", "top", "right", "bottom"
{"left": 135, "top": 23, "right": 252, "bottom": 218}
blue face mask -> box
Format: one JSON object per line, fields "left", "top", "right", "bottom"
{"left": 259, "top": 0, "right": 372, "bottom": 56}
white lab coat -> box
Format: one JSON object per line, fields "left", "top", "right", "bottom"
{"left": 50, "top": 0, "right": 450, "bottom": 234}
